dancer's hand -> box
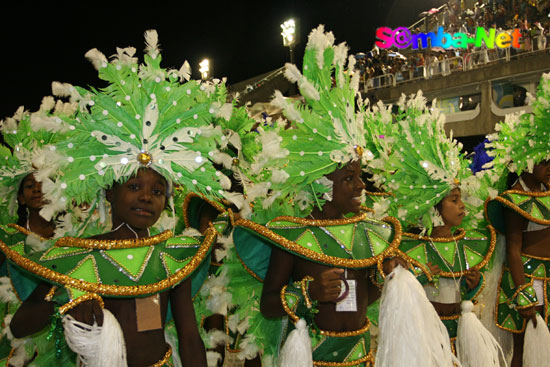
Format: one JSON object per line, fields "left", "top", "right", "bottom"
{"left": 382, "top": 256, "right": 409, "bottom": 274}
{"left": 308, "top": 268, "right": 345, "bottom": 303}
{"left": 67, "top": 299, "right": 104, "bottom": 326}
{"left": 465, "top": 270, "right": 481, "bottom": 290}
{"left": 427, "top": 262, "right": 441, "bottom": 275}
{"left": 519, "top": 306, "right": 537, "bottom": 327}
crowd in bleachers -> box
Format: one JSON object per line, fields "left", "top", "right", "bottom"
{"left": 358, "top": 0, "right": 550, "bottom": 89}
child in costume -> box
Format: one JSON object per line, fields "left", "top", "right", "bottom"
{"left": 231, "top": 26, "right": 405, "bottom": 367}
{"left": 366, "top": 91, "right": 504, "bottom": 366}
{"left": 1, "top": 30, "right": 236, "bottom": 367}
{"left": 0, "top": 102, "right": 93, "bottom": 366}
{"left": 485, "top": 72, "right": 550, "bottom": 367}
{"left": 185, "top": 103, "right": 279, "bottom": 366}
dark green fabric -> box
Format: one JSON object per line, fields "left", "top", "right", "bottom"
{"left": 486, "top": 200, "right": 506, "bottom": 234}
{"left": 441, "top": 318, "right": 458, "bottom": 339}
{"left": 232, "top": 227, "right": 272, "bottom": 280}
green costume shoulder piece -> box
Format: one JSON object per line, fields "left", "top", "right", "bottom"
{"left": 485, "top": 189, "right": 550, "bottom": 233}
{"left": 233, "top": 212, "right": 402, "bottom": 280}
{"left": 182, "top": 192, "right": 229, "bottom": 231}
{"left": 1, "top": 228, "right": 215, "bottom": 301}
{"left": 399, "top": 226, "right": 496, "bottom": 278}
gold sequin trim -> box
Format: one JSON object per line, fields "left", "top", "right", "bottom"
{"left": 268, "top": 212, "right": 368, "bottom": 227}
{"left": 484, "top": 192, "right": 550, "bottom": 233}
{"left": 520, "top": 252, "right": 550, "bottom": 261}
{"left": 150, "top": 345, "right": 173, "bottom": 367}
{"left": 360, "top": 206, "right": 375, "bottom": 214}
{"left": 317, "top": 318, "right": 371, "bottom": 338}
{"left": 5, "top": 347, "right": 15, "bottom": 365}
{"left": 182, "top": 192, "right": 226, "bottom": 228}
{"left": 59, "top": 293, "right": 104, "bottom": 314}
{"left": 0, "top": 228, "right": 216, "bottom": 297}
{"left": 364, "top": 190, "right": 392, "bottom": 197}
{"left": 402, "top": 225, "right": 496, "bottom": 278}
{"left": 439, "top": 314, "right": 460, "bottom": 321}
{"left": 235, "top": 215, "right": 402, "bottom": 269}
{"left": 313, "top": 350, "right": 374, "bottom": 367}
{"left": 281, "top": 284, "right": 302, "bottom": 324}
{"left": 44, "top": 286, "right": 58, "bottom": 301}
{"left": 300, "top": 276, "right": 315, "bottom": 309}
{"left": 54, "top": 230, "right": 173, "bottom": 250}
{"left": 7, "top": 223, "right": 48, "bottom": 242}
{"left": 403, "top": 228, "right": 466, "bottom": 242}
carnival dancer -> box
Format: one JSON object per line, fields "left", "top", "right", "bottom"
{"left": 365, "top": 92, "right": 504, "bottom": 366}
{"left": 1, "top": 30, "right": 236, "bottom": 367}
{"left": 485, "top": 72, "right": 550, "bottom": 367}
{"left": 186, "top": 102, "right": 282, "bottom": 367}
{"left": 0, "top": 102, "right": 93, "bottom": 367}
{"left": 230, "top": 25, "right": 407, "bottom": 366}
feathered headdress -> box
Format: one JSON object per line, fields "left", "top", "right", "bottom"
{"left": 0, "top": 98, "right": 73, "bottom": 223}
{"left": 369, "top": 92, "right": 474, "bottom": 232}
{"left": 239, "top": 25, "right": 375, "bottom": 223}
{"left": 32, "top": 30, "right": 233, "bottom": 221}
{"left": 485, "top": 72, "right": 550, "bottom": 176}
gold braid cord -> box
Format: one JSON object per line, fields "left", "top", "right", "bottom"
{"left": 150, "top": 346, "right": 173, "bottom": 367}
{"left": 7, "top": 223, "right": 49, "bottom": 242}
{"left": 59, "top": 293, "right": 104, "bottom": 314}
{"left": 54, "top": 230, "right": 173, "bottom": 250}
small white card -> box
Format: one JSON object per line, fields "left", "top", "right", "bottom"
{"left": 336, "top": 279, "right": 357, "bottom": 312}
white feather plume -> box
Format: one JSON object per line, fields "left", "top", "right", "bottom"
{"left": 211, "top": 151, "right": 234, "bottom": 170}
{"left": 211, "top": 102, "right": 233, "bottom": 121}
{"left": 206, "top": 329, "right": 233, "bottom": 348}
{"left": 236, "top": 334, "right": 260, "bottom": 361}
{"left": 284, "top": 63, "right": 303, "bottom": 84}
{"left": 112, "top": 47, "right": 137, "bottom": 65}
{"left": 178, "top": 61, "right": 191, "bottom": 81}
{"left": 85, "top": 48, "right": 108, "bottom": 70}
{"left": 30, "top": 113, "right": 70, "bottom": 133}
{"left": 51, "top": 81, "right": 81, "bottom": 102}
{"left": 271, "top": 169, "right": 290, "bottom": 183}
{"left": 222, "top": 192, "right": 244, "bottom": 210}
{"left": 0, "top": 277, "right": 18, "bottom": 304}
{"left": 25, "top": 233, "right": 50, "bottom": 252}
{"left": 144, "top": 29, "right": 160, "bottom": 59}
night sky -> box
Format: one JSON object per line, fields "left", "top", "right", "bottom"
{"left": 0, "top": 0, "right": 446, "bottom": 119}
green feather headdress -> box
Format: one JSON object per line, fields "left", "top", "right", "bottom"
{"left": 370, "top": 92, "right": 474, "bottom": 232}
{"left": 485, "top": 72, "right": 550, "bottom": 176}
{"left": 32, "top": 30, "right": 233, "bottom": 221}
{"left": 240, "top": 25, "right": 375, "bottom": 223}
{"left": 0, "top": 99, "right": 72, "bottom": 223}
